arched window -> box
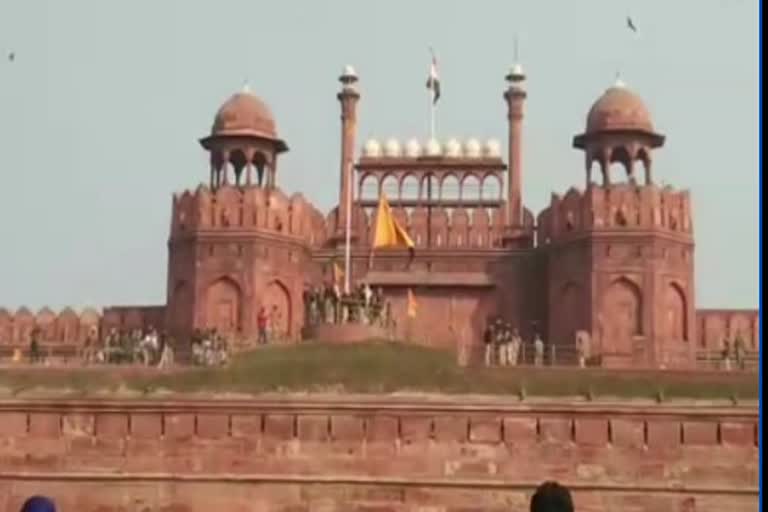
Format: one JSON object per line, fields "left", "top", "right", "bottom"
{"left": 441, "top": 174, "right": 460, "bottom": 201}
{"left": 461, "top": 174, "right": 481, "bottom": 201}
{"left": 381, "top": 174, "right": 399, "bottom": 199}
{"left": 481, "top": 174, "right": 502, "bottom": 200}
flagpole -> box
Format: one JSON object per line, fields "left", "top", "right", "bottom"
{"left": 430, "top": 93, "right": 435, "bottom": 140}
{"left": 343, "top": 161, "right": 353, "bottom": 294}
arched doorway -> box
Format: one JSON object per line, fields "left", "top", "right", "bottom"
{"left": 600, "top": 278, "right": 642, "bottom": 354}
{"left": 664, "top": 284, "right": 687, "bottom": 342}
{"left": 206, "top": 277, "right": 242, "bottom": 335}
{"left": 263, "top": 280, "right": 291, "bottom": 341}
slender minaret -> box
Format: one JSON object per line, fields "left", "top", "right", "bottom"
{"left": 503, "top": 63, "right": 527, "bottom": 230}
{"left": 336, "top": 66, "right": 360, "bottom": 242}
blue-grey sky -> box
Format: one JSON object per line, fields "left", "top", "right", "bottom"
{"left": 0, "top": 0, "right": 759, "bottom": 310}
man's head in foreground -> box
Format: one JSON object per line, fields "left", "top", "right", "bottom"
{"left": 20, "top": 496, "right": 56, "bottom": 512}
{"left": 530, "top": 481, "right": 574, "bottom": 512}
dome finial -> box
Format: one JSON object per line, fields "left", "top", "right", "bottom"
{"left": 242, "top": 80, "right": 252, "bottom": 94}
{"left": 613, "top": 71, "right": 625, "bottom": 88}
{"left": 339, "top": 65, "right": 358, "bottom": 88}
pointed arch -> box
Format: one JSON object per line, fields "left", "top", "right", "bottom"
{"left": 206, "top": 276, "right": 243, "bottom": 335}
{"left": 263, "top": 279, "right": 292, "bottom": 341}
{"left": 441, "top": 174, "right": 460, "bottom": 201}
{"left": 600, "top": 277, "right": 643, "bottom": 353}
{"left": 664, "top": 282, "right": 688, "bottom": 342}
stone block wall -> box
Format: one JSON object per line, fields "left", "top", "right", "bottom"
{"left": 0, "top": 398, "right": 758, "bottom": 511}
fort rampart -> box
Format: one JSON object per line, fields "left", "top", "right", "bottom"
{"left": 0, "top": 397, "right": 758, "bottom": 511}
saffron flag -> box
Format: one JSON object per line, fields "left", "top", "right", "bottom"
{"left": 407, "top": 289, "right": 418, "bottom": 318}
{"left": 372, "top": 193, "right": 415, "bottom": 259}
{"left": 426, "top": 50, "right": 441, "bottom": 105}
{"left": 332, "top": 261, "right": 344, "bottom": 286}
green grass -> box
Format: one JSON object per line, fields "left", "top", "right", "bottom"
{"left": 0, "top": 342, "right": 758, "bottom": 400}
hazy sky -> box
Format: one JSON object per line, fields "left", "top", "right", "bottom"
{"left": 0, "top": 0, "right": 759, "bottom": 310}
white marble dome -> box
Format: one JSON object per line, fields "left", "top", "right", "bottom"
{"left": 444, "top": 138, "right": 462, "bottom": 157}
{"left": 405, "top": 138, "right": 422, "bottom": 157}
{"left": 484, "top": 139, "right": 501, "bottom": 158}
{"left": 425, "top": 138, "right": 442, "bottom": 157}
{"left": 363, "top": 139, "right": 381, "bottom": 158}
{"left": 384, "top": 138, "right": 402, "bottom": 157}
{"left": 464, "top": 138, "right": 482, "bottom": 158}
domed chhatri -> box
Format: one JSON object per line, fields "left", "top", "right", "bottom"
{"left": 464, "top": 138, "right": 482, "bottom": 158}
{"left": 363, "top": 139, "right": 382, "bottom": 158}
{"left": 425, "top": 138, "right": 443, "bottom": 157}
{"left": 384, "top": 138, "right": 402, "bottom": 157}
{"left": 212, "top": 88, "right": 279, "bottom": 140}
{"left": 585, "top": 81, "right": 654, "bottom": 134}
{"left": 444, "top": 138, "right": 462, "bottom": 158}
{"left": 405, "top": 139, "right": 422, "bottom": 157}
{"left": 484, "top": 139, "right": 501, "bottom": 158}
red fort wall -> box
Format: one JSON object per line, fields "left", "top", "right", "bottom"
{"left": 0, "top": 397, "right": 758, "bottom": 511}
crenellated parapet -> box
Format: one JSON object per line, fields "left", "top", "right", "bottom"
{"left": 537, "top": 184, "right": 693, "bottom": 246}
{"left": 170, "top": 184, "right": 328, "bottom": 247}
{"left": 0, "top": 307, "right": 101, "bottom": 345}
{"left": 325, "top": 203, "right": 534, "bottom": 250}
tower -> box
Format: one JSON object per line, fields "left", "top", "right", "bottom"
{"left": 165, "top": 87, "right": 324, "bottom": 347}
{"left": 503, "top": 63, "right": 527, "bottom": 245}
{"left": 334, "top": 66, "right": 360, "bottom": 245}
{"left": 539, "top": 79, "right": 695, "bottom": 368}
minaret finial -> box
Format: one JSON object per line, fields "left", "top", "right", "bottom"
{"left": 514, "top": 34, "right": 519, "bottom": 63}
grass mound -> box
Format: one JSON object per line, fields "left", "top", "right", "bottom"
{"left": 0, "top": 342, "right": 758, "bottom": 400}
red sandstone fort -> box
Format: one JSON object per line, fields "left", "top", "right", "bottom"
{"left": 0, "top": 66, "right": 759, "bottom": 367}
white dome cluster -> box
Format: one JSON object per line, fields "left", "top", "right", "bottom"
{"left": 362, "top": 138, "right": 503, "bottom": 159}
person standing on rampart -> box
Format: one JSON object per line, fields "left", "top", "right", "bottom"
{"left": 509, "top": 327, "right": 522, "bottom": 367}
{"left": 533, "top": 333, "right": 545, "bottom": 367}
{"left": 483, "top": 319, "right": 494, "bottom": 367}
{"left": 257, "top": 307, "right": 268, "bottom": 345}
{"left": 734, "top": 332, "right": 746, "bottom": 370}
{"left": 721, "top": 336, "right": 732, "bottom": 371}
{"left": 29, "top": 326, "right": 41, "bottom": 364}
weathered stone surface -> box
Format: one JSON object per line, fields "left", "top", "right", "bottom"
{"left": 0, "top": 399, "right": 758, "bottom": 511}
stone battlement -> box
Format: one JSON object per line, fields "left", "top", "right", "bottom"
{"left": 170, "top": 184, "right": 328, "bottom": 247}
{"left": 537, "top": 184, "right": 693, "bottom": 245}
{"left": 0, "top": 307, "right": 100, "bottom": 345}
{"left": 325, "top": 204, "right": 535, "bottom": 250}
{"left": 0, "top": 306, "right": 168, "bottom": 346}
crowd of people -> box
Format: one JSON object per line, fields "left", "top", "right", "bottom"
{"left": 16, "top": 481, "right": 576, "bottom": 511}
{"left": 20, "top": 325, "right": 229, "bottom": 369}
{"left": 303, "top": 281, "right": 394, "bottom": 329}
{"left": 482, "top": 317, "right": 548, "bottom": 367}
{"left": 482, "top": 318, "right": 592, "bottom": 368}
{"left": 720, "top": 332, "right": 749, "bottom": 370}
{"left": 190, "top": 328, "right": 230, "bottom": 367}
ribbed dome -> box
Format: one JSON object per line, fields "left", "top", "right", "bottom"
{"left": 212, "top": 90, "right": 278, "bottom": 139}
{"left": 586, "top": 83, "right": 654, "bottom": 134}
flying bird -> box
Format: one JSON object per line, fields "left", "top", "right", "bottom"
{"left": 7, "top": 51, "right": 14, "bottom": 62}
{"left": 627, "top": 16, "right": 638, "bottom": 32}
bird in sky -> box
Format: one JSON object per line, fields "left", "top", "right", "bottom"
{"left": 7, "top": 51, "right": 14, "bottom": 62}
{"left": 627, "top": 16, "right": 638, "bottom": 32}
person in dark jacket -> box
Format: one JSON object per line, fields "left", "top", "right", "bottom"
{"left": 20, "top": 496, "right": 57, "bottom": 512}
{"left": 530, "top": 481, "right": 573, "bottom": 512}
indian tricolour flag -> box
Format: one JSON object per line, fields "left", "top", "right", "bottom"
{"left": 426, "top": 50, "right": 441, "bottom": 105}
